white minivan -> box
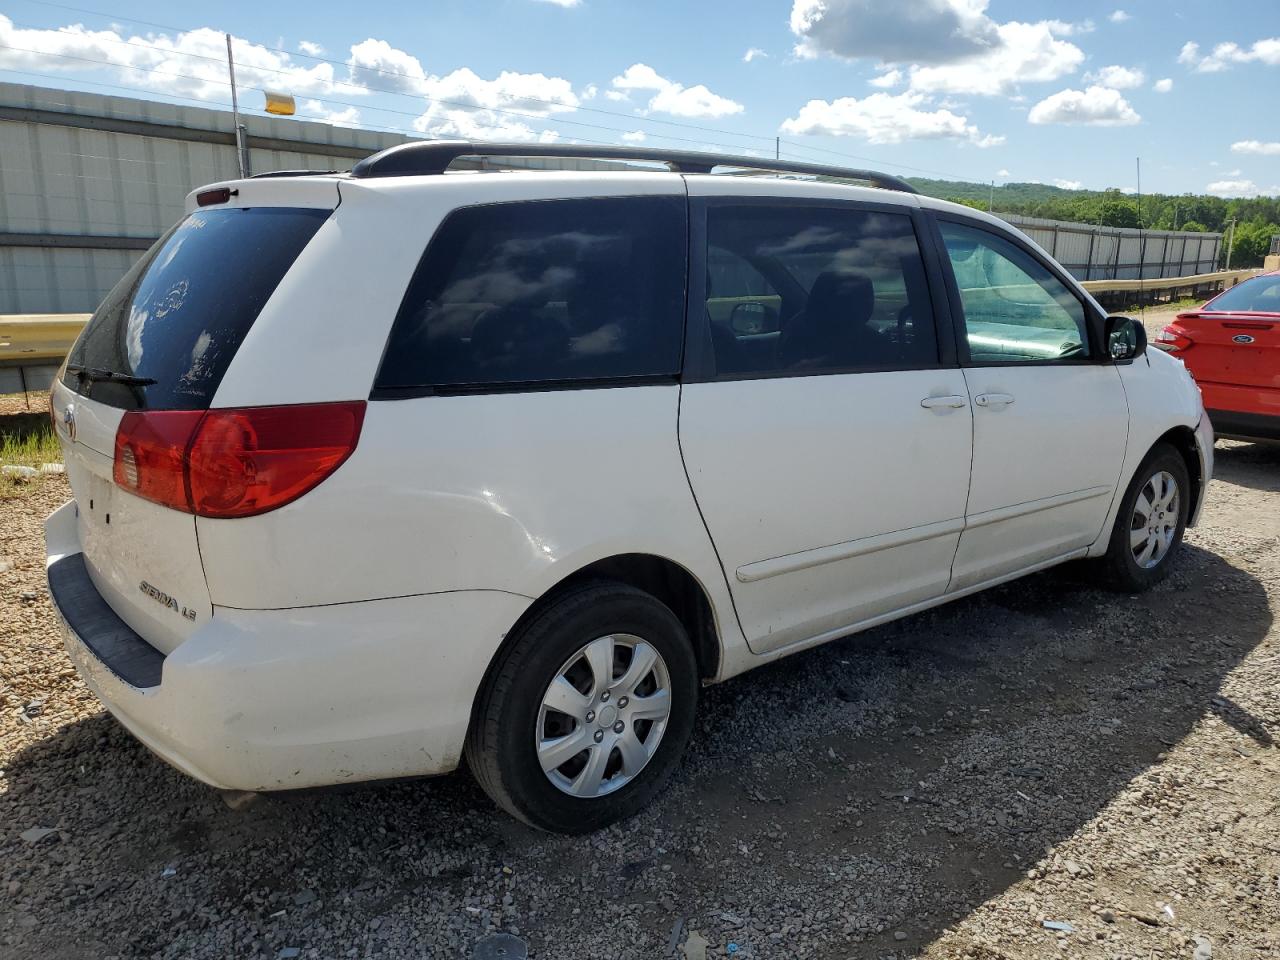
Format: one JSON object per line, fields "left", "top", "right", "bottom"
{"left": 46, "top": 142, "right": 1213, "bottom": 833}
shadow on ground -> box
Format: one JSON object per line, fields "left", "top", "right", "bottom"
{"left": 2, "top": 538, "right": 1272, "bottom": 957}
{"left": 1210, "top": 439, "right": 1280, "bottom": 493}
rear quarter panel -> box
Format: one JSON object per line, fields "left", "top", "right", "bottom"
{"left": 199, "top": 173, "right": 748, "bottom": 674}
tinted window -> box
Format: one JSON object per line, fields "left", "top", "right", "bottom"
{"left": 62, "top": 207, "right": 330, "bottom": 409}
{"left": 376, "top": 196, "right": 687, "bottom": 391}
{"left": 1207, "top": 274, "right": 1280, "bottom": 313}
{"left": 940, "top": 221, "right": 1091, "bottom": 363}
{"left": 704, "top": 204, "right": 937, "bottom": 377}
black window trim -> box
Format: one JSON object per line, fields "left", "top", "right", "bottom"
{"left": 369, "top": 192, "right": 690, "bottom": 401}
{"left": 925, "top": 210, "right": 1109, "bottom": 369}
{"left": 681, "top": 195, "right": 957, "bottom": 385}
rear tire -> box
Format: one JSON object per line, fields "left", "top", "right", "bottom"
{"left": 1095, "top": 443, "right": 1189, "bottom": 592}
{"left": 466, "top": 581, "right": 698, "bottom": 834}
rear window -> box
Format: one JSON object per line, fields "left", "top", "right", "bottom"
{"left": 62, "top": 207, "right": 330, "bottom": 410}
{"left": 374, "top": 196, "right": 687, "bottom": 393}
{"left": 1207, "top": 275, "right": 1280, "bottom": 313}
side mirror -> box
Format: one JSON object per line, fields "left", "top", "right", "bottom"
{"left": 1105, "top": 315, "right": 1147, "bottom": 361}
{"left": 729, "top": 301, "right": 773, "bottom": 336}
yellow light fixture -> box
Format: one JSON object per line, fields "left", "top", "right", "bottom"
{"left": 263, "top": 91, "right": 296, "bottom": 116}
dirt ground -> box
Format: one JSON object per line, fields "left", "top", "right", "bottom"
{"left": 1, "top": 441, "right": 1277, "bottom": 960}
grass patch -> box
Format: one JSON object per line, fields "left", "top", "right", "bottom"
{"left": 1116, "top": 296, "right": 1205, "bottom": 314}
{"left": 1, "top": 418, "right": 60, "bottom": 499}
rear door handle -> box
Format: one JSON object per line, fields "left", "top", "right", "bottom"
{"left": 920, "top": 395, "right": 968, "bottom": 409}
{"left": 974, "top": 393, "right": 1016, "bottom": 408}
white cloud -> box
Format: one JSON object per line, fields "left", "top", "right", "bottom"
{"left": 788, "top": 3, "right": 1085, "bottom": 97}
{"left": 997, "top": 167, "right": 1010, "bottom": 176}
{"left": 907, "top": 20, "right": 1086, "bottom": 96}
{"left": 1232, "top": 139, "right": 1280, "bottom": 156}
{"left": 790, "top": 0, "right": 1001, "bottom": 64}
{"left": 1224, "top": 168, "right": 1243, "bottom": 176}
{"left": 301, "top": 98, "right": 360, "bottom": 127}
{"left": 603, "top": 89, "right": 630, "bottom": 102}
{"left": 743, "top": 47, "right": 768, "bottom": 63}
{"left": 1044, "top": 19, "right": 1094, "bottom": 37}
{"left": 413, "top": 67, "right": 580, "bottom": 141}
{"left": 532, "top": 0, "right": 582, "bottom": 6}
{"left": 1052, "top": 178, "right": 1083, "bottom": 189}
{"left": 1153, "top": 77, "right": 1173, "bottom": 92}
{"left": 347, "top": 37, "right": 428, "bottom": 93}
{"left": 0, "top": 15, "right": 343, "bottom": 100}
{"left": 298, "top": 40, "right": 324, "bottom": 56}
{"left": 621, "top": 130, "right": 646, "bottom": 143}
{"left": 610, "top": 62, "right": 743, "bottom": 118}
{"left": 1109, "top": 10, "right": 1131, "bottom": 23}
{"left": 868, "top": 68, "right": 903, "bottom": 88}
{"left": 780, "top": 90, "right": 1003, "bottom": 146}
{"left": 1179, "top": 38, "right": 1280, "bottom": 73}
{"left": 1206, "top": 179, "right": 1280, "bottom": 198}
{"left": 1028, "top": 85, "right": 1141, "bottom": 126}
{"left": 1084, "top": 64, "right": 1145, "bottom": 89}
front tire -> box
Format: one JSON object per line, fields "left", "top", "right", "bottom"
{"left": 466, "top": 581, "right": 698, "bottom": 833}
{"left": 1096, "top": 443, "right": 1189, "bottom": 592}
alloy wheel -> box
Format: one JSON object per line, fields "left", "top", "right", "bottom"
{"left": 1130, "top": 469, "right": 1181, "bottom": 569}
{"left": 535, "top": 633, "right": 673, "bottom": 798}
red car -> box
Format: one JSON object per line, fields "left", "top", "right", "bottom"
{"left": 1157, "top": 270, "right": 1280, "bottom": 442}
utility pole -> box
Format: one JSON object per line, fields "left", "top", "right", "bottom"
{"left": 1224, "top": 218, "right": 1238, "bottom": 270}
{"left": 988, "top": 179, "right": 994, "bottom": 212}
{"left": 226, "top": 33, "right": 250, "bottom": 178}
{"left": 775, "top": 137, "right": 780, "bottom": 160}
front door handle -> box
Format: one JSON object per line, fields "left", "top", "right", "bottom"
{"left": 974, "top": 393, "right": 1016, "bottom": 408}
{"left": 920, "top": 395, "right": 968, "bottom": 410}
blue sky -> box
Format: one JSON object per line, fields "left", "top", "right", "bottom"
{"left": 1, "top": 0, "right": 1277, "bottom": 195}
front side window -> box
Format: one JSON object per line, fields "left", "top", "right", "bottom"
{"left": 940, "top": 221, "right": 1092, "bottom": 363}
{"left": 703, "top": 204, "right": 937, "bottom": 377}
{"left": 376, "top": 196, "right": 686, "bottom": 391}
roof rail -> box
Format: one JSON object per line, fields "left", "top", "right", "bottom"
{"left": 348, "top": 140, "right": 918, "bottom": 194}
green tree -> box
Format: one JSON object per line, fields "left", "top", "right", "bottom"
{"left": 1228, "top": 222, "right": 1280, "bottom": 267}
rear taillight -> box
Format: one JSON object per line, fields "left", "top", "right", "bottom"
{"left": 113, "top": 402, "right": 365, "bottom": 518}
{"left": 1154, "top": 325, "right": 1194, "bottom": 354}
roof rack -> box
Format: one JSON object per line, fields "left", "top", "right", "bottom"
{"left": 347, "top": 140, "right": 918, "bottom": 194}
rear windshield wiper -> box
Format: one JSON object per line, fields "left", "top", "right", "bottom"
{"left": 66, "top": 364, "right": 157, "bottom": 387}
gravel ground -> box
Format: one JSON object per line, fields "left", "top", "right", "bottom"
{"left": 1, "top": 442, "right": 1278, "bottom": 960}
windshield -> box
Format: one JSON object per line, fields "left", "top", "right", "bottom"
{"left": 62, "top": 207, "right": 330, "bottom": 410}
{"left": 1206, "top": 275, "right": 1280, "bottom": 314}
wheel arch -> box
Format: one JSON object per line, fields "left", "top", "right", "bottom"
{"left": 1154, "top": 424, "right": 1203, "bottom": 522}
{"left": 466, "top": 553, "right": 723, "bottom": 744}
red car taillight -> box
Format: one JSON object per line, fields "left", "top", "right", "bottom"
{"left": 1153, "top": 325, "right": 1194, "bottom": 354}
{"left": 113, "top": 402, "right": 365, "bottom": 518}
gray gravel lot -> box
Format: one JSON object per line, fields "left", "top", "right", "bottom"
{"left": 1, "top": 441, "right": 1278, "bottom": 960}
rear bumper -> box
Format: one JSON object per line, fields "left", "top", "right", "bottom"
{"left": 1198, "top": 380, "right": 1280, "bottom": 441}
{"left": 45, "top": 500, "right": 531, "bottom": 792}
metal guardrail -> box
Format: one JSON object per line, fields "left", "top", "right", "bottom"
{"left": 1079, "top": 268, "right": 1258, "bottom": 295}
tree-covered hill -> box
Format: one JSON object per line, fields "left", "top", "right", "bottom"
{"left": 906, "top": 178, "right": 1280, "bottom": 267}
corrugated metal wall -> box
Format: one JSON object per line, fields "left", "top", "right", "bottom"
{"left": 0, "top": 81, "right": 413, "bottom": 313}
{"left": 1001, "top": 214, "right": 1222, "bottom": 282}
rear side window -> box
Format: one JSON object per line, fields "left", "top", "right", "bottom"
{"left": 62, "top": 207, "right": 330, "bottom": 410}
{"left": 703, "top": 203, "right": 937, "bottom": 377}
{"left": 375, "top": 196, "right": 687, "bottom": 393}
